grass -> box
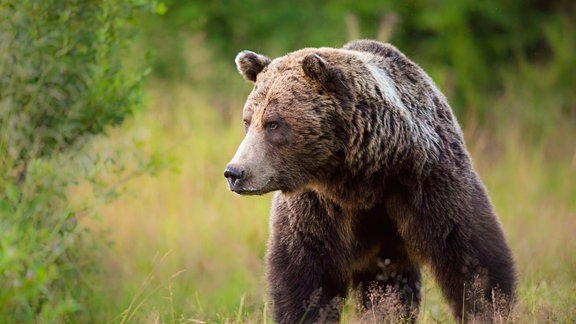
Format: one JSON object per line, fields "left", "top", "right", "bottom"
{"left": 86, "top": 79, "right": 576, "bottom": 323}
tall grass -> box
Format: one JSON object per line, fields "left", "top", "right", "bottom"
{"left": 87, "top": 63, "right": 575, "bottom": 322}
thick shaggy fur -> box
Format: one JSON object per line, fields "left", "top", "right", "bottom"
{"left": 226, "top": 40, "right": 516, "bottom": 323}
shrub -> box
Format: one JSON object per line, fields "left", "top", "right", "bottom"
{"left": 0, "top": 0, "right": 159, "bottom": 321}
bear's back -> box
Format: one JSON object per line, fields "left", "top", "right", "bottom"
{"left": 343, "top": 39, "right": 404, "bottom": 60}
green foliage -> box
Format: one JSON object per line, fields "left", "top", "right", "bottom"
{"left": 0, "top": 0, "right": 159, "bottom": 321}
{"left": 0, "top": 157, "right": 90, "bottom": 322}
{"left": 0, "top": 0, "right": 152, "bottom": 163}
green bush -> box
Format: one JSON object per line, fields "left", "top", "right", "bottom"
{"left": 0, "top": 0, "right": 159, "bottom": 321}
{"left": 0, "top": 158, "right": 92, "bottom": 321}
{"left": 0, "top": 0, "right": 150, "bottom": 164}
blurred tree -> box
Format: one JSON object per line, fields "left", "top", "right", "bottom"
{"left": 0, "top": 0, "right": 153, "bottom": 172}
{"left": 0, "top": 0, "right": 160, "bottom": 321}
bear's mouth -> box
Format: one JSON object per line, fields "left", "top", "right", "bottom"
{"left": 229, "top": 177, "right": 276, "bottom": 195}
{"left": 231, "top": 188, "right": 268, "bottom": 196}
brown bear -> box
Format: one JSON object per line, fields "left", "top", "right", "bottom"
{"left": 224, "top": 40, "right": 516, "bottom": 323}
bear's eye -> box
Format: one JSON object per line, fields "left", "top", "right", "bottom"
{"left": 265, "top": 121, "right": 279, "bottom": 130}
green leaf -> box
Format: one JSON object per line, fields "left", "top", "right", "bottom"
{"left": 156, "top": 2, "right": 167, "bottom": 15}
{"left": 5, "top": 184, "right": 20, "bottom": 204}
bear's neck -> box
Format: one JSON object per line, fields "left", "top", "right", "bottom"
{"left": 309, "top": 168, "right": 401, "bottom": 210}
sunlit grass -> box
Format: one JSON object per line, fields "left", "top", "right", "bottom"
{"left": 470, "top": 131, "right": 576, "bottom": 323}
{"left": 89, "top": 80, "right": 576, "bottom": 323}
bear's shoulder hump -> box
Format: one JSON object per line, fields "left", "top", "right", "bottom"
{"left": 342, "top": 40, "right": 404, "bottom": 60}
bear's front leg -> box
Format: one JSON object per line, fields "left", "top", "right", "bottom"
{"left": 266, "top": 191, "right": 352, "bottom": 324}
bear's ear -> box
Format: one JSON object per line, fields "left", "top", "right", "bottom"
{"left": 235, "top": 50, "right": 271, "bottom": 82}
{"left": 302, "top": 54, "right": 331, "bottom": 85}
{"left": 302, "top": 54, "right": 346, "bottom": 93}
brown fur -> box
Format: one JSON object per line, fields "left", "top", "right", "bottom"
{"left": 225, "top": 40, "right": 516, "bottom": 323}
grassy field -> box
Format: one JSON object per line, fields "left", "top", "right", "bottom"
{"left": 87, "top": 79, "right": 576, "bottom": 323}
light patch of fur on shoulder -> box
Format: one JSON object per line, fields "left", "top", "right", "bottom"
{"left": 361, "top": 55, "right": 441, "bottom": 167}
{"left": 363, "top": 61, "right": 412, "bottom": 121}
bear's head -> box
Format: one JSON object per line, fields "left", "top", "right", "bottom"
{"left": 224, "top": 49, "right": 355, "bottom": 195}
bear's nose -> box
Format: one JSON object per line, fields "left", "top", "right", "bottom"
{"left": 224, "top": 165, "right": 244, "bottom": 187}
